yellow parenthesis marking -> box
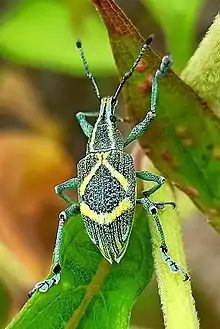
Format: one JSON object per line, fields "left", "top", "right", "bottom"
{"left": 103, "top": 159, "right": 128, "bottom": 191}
{"left": 80, "top": 198, "right": 132, "bottom": 224}
{"left": 79, "top": 161, "right": 101, "bottom": 196}
{"left": 79, "top": 153, "right": 109, "bottom": 196}
{"left": 80, "top": 151, "right": 129, "bottom": 197}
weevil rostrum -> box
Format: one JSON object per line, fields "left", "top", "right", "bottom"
{"left": 28, "top": 37, "right": 189, "bottom": 298}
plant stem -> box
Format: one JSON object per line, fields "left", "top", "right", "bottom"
{"left": 181, "top": 12, "right": 220, "bottom": 233}
{"left": 181, "top": 13, "right": 220, "bottom": 115}
{"left": 133, "top": 145, "right": 199, "bottom": 329}
{"left": 149, "top": 182, "right": 199, "bottom": 329}
{"left": 138, "top": 11, "right": 220, "bottom": 329}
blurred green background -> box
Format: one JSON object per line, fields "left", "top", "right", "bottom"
{"left": 0, "top": 0, "right": 219, "bottom": 328}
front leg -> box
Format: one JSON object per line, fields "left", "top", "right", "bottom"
{"left": 124, "top": 55, "right": 172, "bottom": 148}
{"left": 124, "top": 109, "right": 156, "bottom": 147}
{"left": 76, "top": 111, "right": 128, "bottom": 138}
{"left": 124, "top": 75, "right": 158, "bottom": 148}
{"left": 76, "top": 111, "right": 99, "bottom": 138}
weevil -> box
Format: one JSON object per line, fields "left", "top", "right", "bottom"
{"left": 28, "top": 37, "right": 189, "bottom": 298}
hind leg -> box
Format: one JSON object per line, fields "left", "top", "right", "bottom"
{"left": 138, "top": 195, "right": 189, "bottom": 281}
{"left": 28, "top": 203, "right": 80, "bottom": 298}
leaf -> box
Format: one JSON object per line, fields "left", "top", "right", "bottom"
{"left": 131, "top": 146, "right": 199, "bottom": 329}
{"left": 0, "top": 280, "right": 11, "bottom": 328}
{"left": 181, "top": 13, "right": 220, "bottom": 116}
{"left": 68, "top": 0, "right": 91, "bottom": 32}
{"left": 0, "top": 0, "right": 116, "bottom": 75}
{"left": 142, "top": 0, "right": 204, "bottom": 70}
{"left": 6, "top": 210, "right": 153, "bottom": 329}
{"left": 92, "top": 0, "right": 220, "bottom": 233}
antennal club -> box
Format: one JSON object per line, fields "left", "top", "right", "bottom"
{"left": 113, "top": 34, "right": 153, "bottom": 100}
{"left": 76, "top": 40, "right": 101, "bottom": 100}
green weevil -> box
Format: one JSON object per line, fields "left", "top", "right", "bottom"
{"left": 28, "top": 36, "right": 188, "bottom": 298}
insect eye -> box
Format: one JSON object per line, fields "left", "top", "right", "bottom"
{"left": 110, "top": 115, "right": 117, "bottom": 123}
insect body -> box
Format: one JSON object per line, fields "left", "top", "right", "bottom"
{"left": 28, "top": 37, "right": 189, "bottom": 298}
{"left": 77, "top": 100, "right": 136, "bottom": 262}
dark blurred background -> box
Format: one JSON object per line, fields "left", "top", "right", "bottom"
{"left": 0, "top": 0, "right": 220, "bottom": 328}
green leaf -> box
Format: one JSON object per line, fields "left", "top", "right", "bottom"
{"left": 7, "top": 210, "right": 153, "bottom": 329}
{"left": 0, "top": 281, "right": 11, "bottom": 328}
{"left": 0, "top": 0, "right": 116, "bottom": 75}
{"left": 92, "top": 0, "right": 220, "bottom": 234}
{"left": 142, "top": 0, "right": 204, "bottom": 70}
{"left": 181, "top": 13, "right": 220, "bottom": 116}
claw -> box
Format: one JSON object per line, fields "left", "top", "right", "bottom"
{"left": 38, "top": 280, "right": 52, "bottom": 293}
{"left": 183, "top": 273, "right": 190, "bottom": 282}
{"left": 154, "top": 201, "right": 176, "bottom": 210}
{"left": 28, "top": 273, "right": 60, "bottom": 299}
{"left": 160, "top": 246, "right": 189, "bottom": 282}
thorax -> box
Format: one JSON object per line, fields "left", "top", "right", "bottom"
{"left": 86, "top": 122, "right": 124, "bottom": 154}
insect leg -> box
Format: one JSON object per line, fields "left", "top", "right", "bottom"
{"left": 124, "top": 55, "right": 172, "bottom": 148}
{"left": 28, "top": 204, "right": 80, "bottom": 298}
{"left": 139, "top": 196, "right": 189, "bottom": 281}
{"left": 136, "top": 171, "right": 166, "bottom": 197}
{"left": 55, "top": 177, "right": 79, "bottom": 205}
{"left": 136, "top": 171, "right": 176, "bottom": 210}
{"left": 76, "top": 111, "right": 128, "bottom": 138}
{"left": 136, "top": 171, "right": 176, "bottom": 208}
{"left": 124, "top": 108, "right": 156, "bottom": 147}
{"left": 76, "top": 112, "right": 99, "bottom": 138}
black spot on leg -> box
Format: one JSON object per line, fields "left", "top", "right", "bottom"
{"left": 160, "top": 245, "right": 168, "bottom": 253}
{"left": 150, "top": 207, "right": 157, "bottom": 215}
{"left": 53, "top": 264, "right": 61, "bottom": 274}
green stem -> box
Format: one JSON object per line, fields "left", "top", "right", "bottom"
{"left": 181, "top": 13, "right": 220, "bottom": 115}
{"left": 181, "top": 12, "right": 220, "bottom": 233}
{"left": 147, "top": 14, "right": 220, "bottom": 328}
{"left": 149, "top": 182, "right": 199, "bottom": 329}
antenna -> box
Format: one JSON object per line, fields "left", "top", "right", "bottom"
{"left": 113, "top": 35, "right": 153, "bottom": 100}
{"left": 76, "top": 40, "right": 101, "bottom": 100}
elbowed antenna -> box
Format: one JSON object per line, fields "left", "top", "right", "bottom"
{"left": 113, "top": 34, "right": 154, "bottom": 100}
{"left": 76, "top": 40, "right": 101, "bottom": 100}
